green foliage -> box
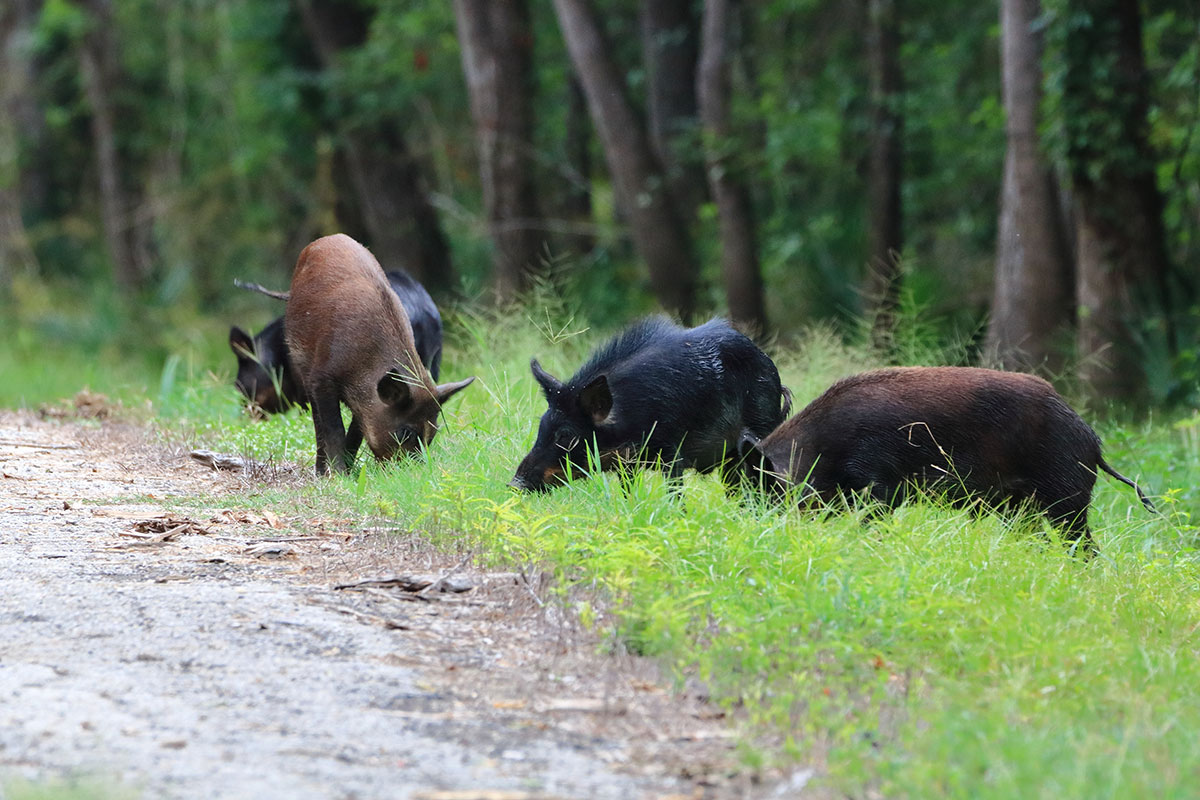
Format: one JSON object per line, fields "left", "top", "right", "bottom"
{"left": 1044, "top": 0, "right": 1155, "bottom": 194}
{"left": 10, "top": 0, "right": 1196, "bottom": 376}
{"left": 6, "top": 0, "right": 1012, "bottom": 336}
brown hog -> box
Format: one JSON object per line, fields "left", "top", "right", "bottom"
{"left": 739, "top": 367, "right": 1155, "bottom": 553}
{"left": 284, "top": 234, "right": 473, "bottom": 475}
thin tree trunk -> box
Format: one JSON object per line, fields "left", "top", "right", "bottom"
{"left": 0, "top": 0, "right": 40, "bottom": 289}
{"left": 697, "top": 0, "right": 765, "bottom": 334}
{"left": 640, "top": 0, "right": 706, "bottom": 222}
{"left": 552, "top": 0, "right": 699, "bottom": 320}
{"left": 864, "top": 0, "right": 903, "bottom": 344}
{"left": 985, "top": 0, "right": 1073, "bottom": 372}
{"left": 79, "top": 0, "right": 140, "bottom": 291}
{"left": 294, "top": 0, "right": 457, "bottom": 295}
{"left": 1060, "top": 0, "right": 1170, "bottom": 402}
{"left": 563, "top": 73, "right": 594, "bottom": 255}
{"left": 453, "top": 0, "right": 546, "bottom": 302}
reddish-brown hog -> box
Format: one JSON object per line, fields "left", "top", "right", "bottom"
{"left": 284, "top": 234, "right": 473, "bottom": 475}
{"left": 739, "top": 367, "right": 1155, "bottom": 553}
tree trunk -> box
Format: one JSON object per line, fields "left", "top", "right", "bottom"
{"left": 0, "top": 0, "right": 40, "bottom": 290}
{"left": 563, "top": 73, "right": 595, "bottom": 255}
{"left": 453, "top": 0, "right": 546, "bottom": 302}
{"left": 294, "top": 0, "right": 457, "bottom": 295}
{"left": 552, "top": 0, "right": 699, "bottom": 320}
{"left": 640, "top": 0, "right": 706, "bottom": 222}
{"left": 1059, "top": 0, "right": 1170, "bottom": 402}
{"left": 985, "top": 0, "right": 1073, "bottom": 371}
{"left": 697, "top": 0, "right": 765, "bottom": 334}
{"left": 864, "top": 0, "right": 903, "bottom": 345}
{"left": 79, "top": 0, "right": 140, "bottom": 292}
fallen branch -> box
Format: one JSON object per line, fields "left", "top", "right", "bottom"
{"left": 418, "top": 552, "right": 475, "bottom": 596}
{"left": 0, "top": 440, "right": 80, "bottom": 451}
{"left": 312, "top": 599, "right": 412, "bottom": 630}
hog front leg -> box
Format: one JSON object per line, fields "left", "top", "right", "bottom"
{"left": 310, "top": 383, "right": 346, "bottom": 476}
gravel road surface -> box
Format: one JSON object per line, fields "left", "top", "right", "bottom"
{"left": 0, "top": 409, "right": 788, "bottom": 799}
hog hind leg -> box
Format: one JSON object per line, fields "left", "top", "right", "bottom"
{"left": 343, "top": 417, "right": 364, "bottom": 471}
{"left": 1044, "top": 498, "right": 1096, "bottom": 558}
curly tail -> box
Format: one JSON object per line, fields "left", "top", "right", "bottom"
{"left": 780, "top": 385, "right": 794, "bottom": 419}
{"left": 1098, "top": 457, "right": 1157, "bottom": 514}
{"left": 234, "top": 278, "right": 290, "bottom": 301}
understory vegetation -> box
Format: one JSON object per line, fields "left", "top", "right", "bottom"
{"left": 5, "top": 300, "right": 1200, "bottom": 799}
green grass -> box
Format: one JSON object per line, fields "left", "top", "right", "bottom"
{"left": 5, "top": 301, "right": 1200, "bottom": 798}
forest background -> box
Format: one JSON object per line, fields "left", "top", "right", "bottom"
{"left": 1, "top": 0, "right": 1198, "bottom": 408}
{"left": 5, "top": 3, "right": 1200, "bottom": 796}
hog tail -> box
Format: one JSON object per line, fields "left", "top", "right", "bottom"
{"left": 1098, "top": 458, "right": 1157, "bottom": 514}
{"left": 780, "top": 386, "right": 794, "bottom": 419}
{"left": 234, "top": 278, "right": 291, "bottom": 301}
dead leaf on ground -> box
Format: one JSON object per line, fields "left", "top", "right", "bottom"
{"left": 38, "top": 389, "right": 115, "bottom": 421}
{"left": 118, "top": 515, "right": 214, "bottom": 544}
{"left": 212, "top": 508, "right": 284, "bottom": 529}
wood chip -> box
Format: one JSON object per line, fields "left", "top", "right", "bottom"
{"left": 189, "top": 450, "right": 262, "bottom": 472}
{"left": 411, "top": 792, "right": 558, "bottom": 800}
{"left": 244, "top": 542, "right": 297, "bottom": 559}
{"left": 537, "top": 698, "right": 623, "bottom": 714}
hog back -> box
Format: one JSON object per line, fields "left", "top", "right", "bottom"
{"left": 756, "top": 367, "right": 1107, "bottom": 536}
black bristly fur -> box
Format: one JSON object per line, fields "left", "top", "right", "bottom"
{"left": 229, "top": 318, "right": 306, "bottom": 415}
{"left": 740, "top": 366, "right": 1156, "bottom": 555}
{"left": 511, "top": 316, "right": 790, "bottom": 492}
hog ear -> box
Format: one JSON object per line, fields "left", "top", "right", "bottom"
{"left": 736, "top": 429, "right": 762, "bottom": 461}
{"left": 737, "top": 430, "right": 778, "bottom": 485}
{"left": 578, "top": 375, "right": 613, "bottom": 425}
{"left": 434, "top": 376, "right": 475, "bottom": 406}
{"left": 377, "top": 372, "right": 414, "bottom": 410}
{"left": 229, "top": 326, "right": 254, "bottom": 358}
{"left": 530, "top": 359, "right": 563, "bottom": 399}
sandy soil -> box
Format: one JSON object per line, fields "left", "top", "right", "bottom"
{"left": 0, "top": 408, "right": 805, "bottom": 799}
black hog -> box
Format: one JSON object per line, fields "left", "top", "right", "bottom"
{"left": 739, "top": 367, "right": 1154, "bottom": 552}
{"left": 229, "top": 318, "right": 304, "bottom": 416}
{"left": 510, "top": 316, "right": 791, "bottom": 492}
{"left": 284, "top": 234, "right": 473, "bottom": 475}
{"left": 229, "top": 268, "right": 443, "bottom": 415}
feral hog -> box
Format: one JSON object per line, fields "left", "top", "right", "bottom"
{"left": 229, "top": 318, "right": 304, "bottom": 416}
{"left": 510, "top": 317, "right": 791, "bottom": 492}
{"left": 739, "top": 367, "right": 1155, "bottom": 553}
{"left": 230, "top": 267, "right": 443, "bottom": 416}
{"left": 284, "top": 234, "right": 473, "bottom": 475}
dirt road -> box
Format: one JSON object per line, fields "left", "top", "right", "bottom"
{"left": 0, "top": 409, "right": 789, "bottom": 799}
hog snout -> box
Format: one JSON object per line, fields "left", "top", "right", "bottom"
{"left": 508, "top": 466, "right": 552, "bottom": 492}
